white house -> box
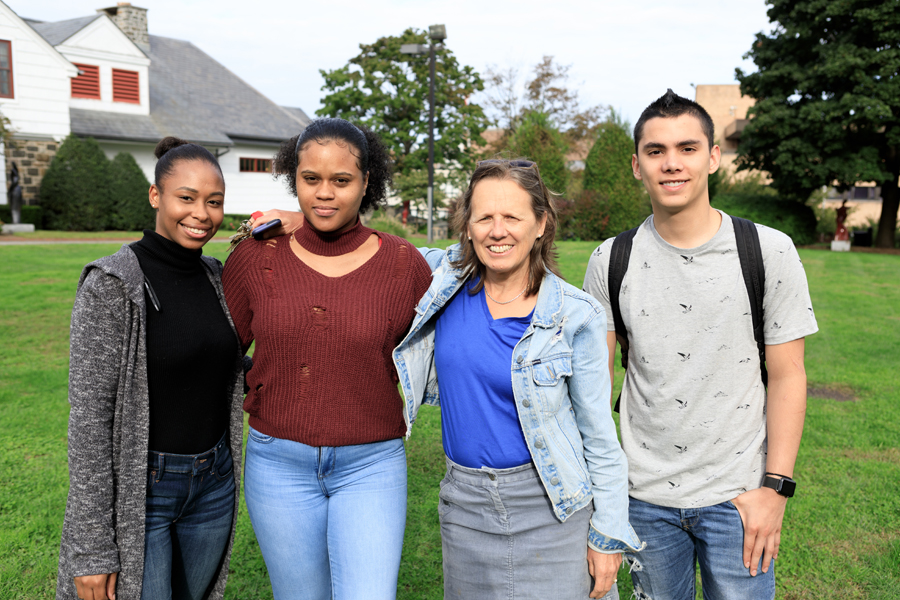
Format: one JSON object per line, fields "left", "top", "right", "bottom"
{"left": 0, "top": 2, "right": 309, "bottom": 216}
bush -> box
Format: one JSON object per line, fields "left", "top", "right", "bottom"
{"left": 566, "top": 190, "right": 611, "bottom": 241}
{"left": 711, "top": 193, "right": 817, "bottom": 245}
{"left": 580, "top": 119, "right": 650, "bottom": 238}
{"left": 221, "top": 214, "right": 253, "bottom": 231}
{"left": 508, "top": 111, "right": 569, "bottom": 195}
{"left": 40, "top": 136, "right": 113, "bottom": 231}
{"left": 0, "top": 205, "right": 43, "bottom": 227}
{"left": 107, "top": 152, "right": 154, "bottom": 231}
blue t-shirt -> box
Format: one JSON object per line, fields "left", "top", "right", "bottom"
{"left": 434, "top": 280, "right": 533, "bottom": 469}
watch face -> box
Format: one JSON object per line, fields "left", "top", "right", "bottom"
{"left": 779, "top": 478, "right": 796, "bottom": 497}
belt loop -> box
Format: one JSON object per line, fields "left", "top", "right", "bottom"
{"left": 157, "top": 453, "right": 165, "bottom": 479}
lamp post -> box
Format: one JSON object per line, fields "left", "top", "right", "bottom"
{"left": 400, "top": 24, "right": 445, "bottom": 243}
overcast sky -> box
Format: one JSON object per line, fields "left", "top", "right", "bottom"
{"left": 14, "top": 0, "right": 775, "bottom": 127}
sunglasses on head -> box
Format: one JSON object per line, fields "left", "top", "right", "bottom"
{"left": 477, "top": 159, "right": 536, "bottom": 169}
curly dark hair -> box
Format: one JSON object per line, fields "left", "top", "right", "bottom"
{"left": 272, "top": 118, "right": 393, "bottom": 214}
{"left": 450, "top": 158, "right": 562, "bottom": 298}
{"left": 154, "top": 136, "right": 223, "bottom": 192}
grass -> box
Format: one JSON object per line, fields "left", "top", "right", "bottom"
{"left": 0, "top": 241, "right": 898, "bottom": 599}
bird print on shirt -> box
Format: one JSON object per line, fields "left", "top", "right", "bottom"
{"left": 680, "top": 304, "right": 692, "bottom": 314}
{"left": 678, "top": 352, "right": 690, "bottom": 362}
{"left": 680, "top": 255, "right": 694, "bottom": 265}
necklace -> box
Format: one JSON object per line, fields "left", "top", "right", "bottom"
{"left": 485, "top": 285, "right": 527, "bottom": 305}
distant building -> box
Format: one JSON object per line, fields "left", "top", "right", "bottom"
{"left": 695, "top": 84, "right": 885, "bottom": 228}
{"left": 0, "top": 1, "right": 309, "bottom": 215}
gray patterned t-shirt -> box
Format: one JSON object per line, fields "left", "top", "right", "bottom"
{"left": 583, "top": 211, "right": 818, "bottom": 508}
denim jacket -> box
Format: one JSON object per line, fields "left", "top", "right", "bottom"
{"left": 393, "top": 245, "right": 643, "bottom": 553}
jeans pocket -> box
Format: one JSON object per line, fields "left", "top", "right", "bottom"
{"left": 215, "top": 453, "right": 235, "bottom": 481}
{"left": 437, "top": 476, "right": 458, "bottom": 520}
{"left": 248, "top": 426, "right": 275, "bottom": 444}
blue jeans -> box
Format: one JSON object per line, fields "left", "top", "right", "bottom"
{"left": 142, "top": 433, "right": 235, "bottom": 600}
{"left": 625, "top": 497, "right": 775, "bottom": 600}
{"left": 244, "top": 427, "right": 407, "bottom": 600}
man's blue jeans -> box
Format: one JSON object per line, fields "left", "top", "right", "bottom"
{"left": 625, "top": 497, "right": 775, "bottom": 600}
{"left": 244, "top": 427, "right": 407, "bottom": 600}
{"left": 142, "top": 434, "right": 235, "bottom": 600}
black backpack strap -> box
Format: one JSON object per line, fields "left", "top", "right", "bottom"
{"left": 732, "top": 216, "right": 768, "bottom": 387}
{"left": 608, "top": 226, "right": 640, "bottom": 412}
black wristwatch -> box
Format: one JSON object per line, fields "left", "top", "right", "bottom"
{"left": 762, "top": 473, "right": 796, "bottom": 498}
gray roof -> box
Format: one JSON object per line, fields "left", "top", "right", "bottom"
{"left": 281, "top": 106, "right": 312, "bottom": 127}
{"left": 27, "top": 19, "right": 307, "bottom": 147}
{"left": 25, "top": 16, "right": 101, "bottom": 46}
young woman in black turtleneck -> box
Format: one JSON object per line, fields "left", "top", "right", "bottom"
{"left": 57, "top": 138, "right": 246, "bottom": 600}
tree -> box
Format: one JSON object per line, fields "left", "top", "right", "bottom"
{"left": 579, "top": 113, "right": 650, "bottom": 238}
{"left": 40, "top": 136, "right": 112, "bottom": 231}
{"left": 483, "top": 56, "right": 607, "bottom": 143}
{"left": 318, "top": 28, "right": 490, "bottom": 205}
{"left": 508, "top": 111, "right": 569, "bottom": 194}
{"left": 107, "top": 152, "right": 154, "bottom": 231}
{"left": 736, "top": 0, "right": 900, "bottom": 248}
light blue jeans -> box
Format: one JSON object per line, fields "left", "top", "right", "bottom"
{"left": 142, "top": 433, "right": 235, "bottom": 600}
{"left": 244, "top": 427, "right": 407, "bottom": 600}
{"left": 625, "top": 497, "right": 775, "bottom": 600}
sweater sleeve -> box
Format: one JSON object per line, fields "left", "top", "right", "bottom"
{"left": 409, "top": 244, "right": 435, "bottom": 302}
{"left": 64, "top": 268, "right": 126, "bottom": 577}
{"left": 222, "top": 242, "right": 255, "bottom": 354}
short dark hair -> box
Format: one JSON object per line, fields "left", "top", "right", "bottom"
{"left": 450, "top": 159, "right": 561, "bottom": 297}
{"left": 153, "top": 136, "right": 223, "bottom": 192}
{"left": 633, "top": 89, "right": 715, "bottom": 154}
{"left": 272, "top": 118, "right": 393, "bottom": 214}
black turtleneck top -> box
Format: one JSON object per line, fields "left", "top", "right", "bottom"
{"left": 131, "top": 230, "right": 238, "bottom": 454}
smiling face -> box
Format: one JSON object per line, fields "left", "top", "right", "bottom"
{"left": 149, "top": 159, "right": 225, "bottom": 250}
{"left": 467, "top": 178, "right": 547, "bottom": 283}
{"left": 296, "top": 140, "right": 368, "bottom": 234}
{"left": 632, "top": 113, "right": 721, "bottom": 216}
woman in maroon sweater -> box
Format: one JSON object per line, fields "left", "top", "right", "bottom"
{"left": 222, "top": 119, "right": 431, "bottom": 600}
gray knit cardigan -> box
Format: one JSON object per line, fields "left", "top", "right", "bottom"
{"left": 56, "top": 244, "right": 247, "bottom": 600}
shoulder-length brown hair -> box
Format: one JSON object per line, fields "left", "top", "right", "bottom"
{"left": 450, "top": 158, "right": 561, "bottom": 297}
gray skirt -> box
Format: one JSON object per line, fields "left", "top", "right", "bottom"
{"left": 439, "top": 457, "right": 618, "bottom": 600}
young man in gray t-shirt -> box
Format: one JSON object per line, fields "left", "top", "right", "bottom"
{"left": 583, "top": 90, "right": 817, "bottom": 600}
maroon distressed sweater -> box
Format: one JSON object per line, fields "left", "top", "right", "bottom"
{"left": 222, "top": 222, "right": 432, "bottom": 446}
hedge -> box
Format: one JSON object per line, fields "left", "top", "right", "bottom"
{"left": 0, "top": 205, "right": 43, "bottom": 226}
{"left": 711, "top": 193, "right": 817, "bottom": 246}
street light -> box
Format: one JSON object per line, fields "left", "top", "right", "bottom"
{"left": 400, "top": 24, "right": 446, "bottom": 243}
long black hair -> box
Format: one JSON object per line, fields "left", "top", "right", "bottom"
{"left": 272, "top": 118, "right": 392, "bottom": 214}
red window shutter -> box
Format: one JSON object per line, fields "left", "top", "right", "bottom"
{"left": 71, "top": 63, "right": 100, "bottom": 99}
{"left": 112, "top": 69, "right": 140, "bottom": 104}
{"left": 239, "top": 158, "right": 272, "bottom": 173}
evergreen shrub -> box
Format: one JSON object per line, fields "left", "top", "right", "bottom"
{"left": 509, "top": 111, "right": 569, "bottom": 195}
{"left": 40, "top": 136, "right": 112, "bottom": 231}
{"left": 107, "top": 152, "right": 154, "bottom": 231}
{"left": 578, "top": 120, "right": 650, "bottom": 239}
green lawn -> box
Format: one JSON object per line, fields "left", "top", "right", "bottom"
{"left": 0, "top": 241, "right": 897, "bottom": 599}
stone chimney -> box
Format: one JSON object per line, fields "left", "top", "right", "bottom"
{"left": 97, "top": 3, "right": 149, "bottom": 52}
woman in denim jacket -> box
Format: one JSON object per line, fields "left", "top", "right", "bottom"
{"left": 393, "top": 159, "right": 643, "bottom": 600}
